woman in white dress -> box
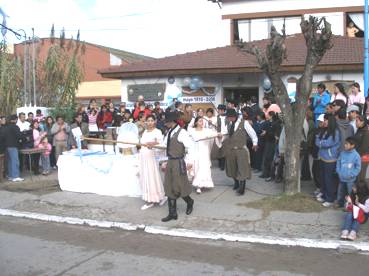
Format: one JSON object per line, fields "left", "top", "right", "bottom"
{"left": 188, "top": 117, "right": 220, "bottom": 194}
{"left": 139, "top": 115, "right": 167, "bottom": 210}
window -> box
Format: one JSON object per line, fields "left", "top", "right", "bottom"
{"left": 237, "top": 16, "right": 301, "bottom": 42}
{"left": 346, "top": 13, "right": 364, "bottom": 38}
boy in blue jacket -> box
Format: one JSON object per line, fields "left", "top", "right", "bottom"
{"left": 336, "top": 137, "right": 361, "bottom": 207}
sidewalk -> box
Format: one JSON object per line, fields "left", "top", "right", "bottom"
{"left": 1, "top": 168, "right": 369, "bottom": 251}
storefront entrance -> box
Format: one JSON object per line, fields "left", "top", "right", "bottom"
{"left": 223, "top": 87, "right": 259, "bottom": 106}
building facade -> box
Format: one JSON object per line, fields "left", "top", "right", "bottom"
{"left": 98, "top": 0, "right": 364, "bottom": 109}
{"left": 13, "top": 38, "right": 151, "bottom": 106}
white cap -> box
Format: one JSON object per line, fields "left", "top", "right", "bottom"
{"left": 347, "top": 105, "right": 360, "bottom": 113}
{"left": 317, "top": 114, "right": 325, "bottom": 122}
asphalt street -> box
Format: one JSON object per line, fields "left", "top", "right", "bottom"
{"left": 0, "top": 216, "right": 368, "bottom": 276}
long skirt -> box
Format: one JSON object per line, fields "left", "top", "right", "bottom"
{"left": 139, "top": 148, "right": 165, "bottom": 203}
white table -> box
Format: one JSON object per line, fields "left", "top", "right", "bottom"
{"left": 57, "top": 152, "right": 142, "bottom": 197}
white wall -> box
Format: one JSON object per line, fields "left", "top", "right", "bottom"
{"left": 282, "top": 71, "right": 363, "bottom": 92}
{"left": 222, "top": 0, "right": 363, "bottom": 15}
{"left": 120, "top": 73, "right": 263, "bottom": 108}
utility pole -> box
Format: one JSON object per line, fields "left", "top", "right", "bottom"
{"left": 18, "top": 29, "right": 27, "bottom": 106}
{"left": 365, "top": 0, "right": 368, "bottom": 97}
{"left": 32, "top": 27, "right": 36, "bottom": 106}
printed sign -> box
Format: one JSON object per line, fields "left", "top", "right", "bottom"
{"left": 181, "top": 96, "right": 216, "bottom": 104}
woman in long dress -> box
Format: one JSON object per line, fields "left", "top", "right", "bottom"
{"left": 188, "top": 117, "right": 219, "bottom": 194}
{"left": 139, "top": 115, "right": 167, "bottom": 210}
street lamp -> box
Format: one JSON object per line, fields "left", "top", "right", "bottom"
{"left": 31, "top": 28, "right": 40, "bottom": 107}
{"left": 17, "top": 29, "right": 27, "bottom": 107}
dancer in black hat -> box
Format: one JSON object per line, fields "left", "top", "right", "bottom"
{"left": 161, "top": 111, "right": 195, "bottom": 222}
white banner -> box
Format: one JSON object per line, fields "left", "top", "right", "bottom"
{"left": 181, "top": 96, "right": 216, "bottom": 104}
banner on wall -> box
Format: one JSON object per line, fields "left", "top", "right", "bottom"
{"left": 181, "top": 96, "right": 216, "bottom": 104}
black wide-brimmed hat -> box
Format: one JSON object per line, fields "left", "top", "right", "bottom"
{"left": 164, "top": 111, "right": 180, "bottom": 122}
{"left": 226, "top": 108, "right": 238, "bottom": 117}
{"left": 217, "top": 104, "right": 226, "bottom": 110}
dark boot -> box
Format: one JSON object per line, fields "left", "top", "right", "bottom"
{"left": 233, "top": 179, "right": 239, "bottom": 190}
{"left": 161, "top": 199, "right": 178, "bottom": 222}
{"left": 237, "top": 180, "right": 246, "bottom": 195}
{"left": 182, "top": 196, "right": 194, "bottom": 215}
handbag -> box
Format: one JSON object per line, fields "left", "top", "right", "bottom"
{"left": 361, "top": 154, "right": 369, "bottom": 163}
{"left": 347, "top": 204, "right": 367, "bottom": 224}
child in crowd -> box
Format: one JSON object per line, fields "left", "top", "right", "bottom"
{"left": 315, "top": 114, "right": 340, "bottom": 207}
{"left": 38, "top": 136, "right": 52, "bottom": 175}
{"left": 336, "top": 137, "right": 361, "bottom": 207}
{"left": 341, "top": 184, "right": 369, "bottom": 241}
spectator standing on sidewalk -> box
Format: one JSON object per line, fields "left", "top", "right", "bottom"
{"left": 69, "top": 113, "right": 89, "bottom": 149}
{"left": 353, "top": 115, "right": 369, "bottom": 183}
{"left": 348, "top": 82, "right": 365, "bottom": 108}
{"left": 347, "top": 105, "right": 360, "bottom": 134}
{"left": 315, "top": 114, "right": 340, "bottom": 207}
{"left": 3, "top": 115, "right": 24, "bottom": 182}
{"left": 31, "top": 120, "right": 47, "bottom": 175}
{"left": 336, "top": 137, "right": 361, "bottom": 207}
{"left": 51, "top": 116, "right": 70, "bottom": 162}
{"left": 330, "top": 83, "right": 348, "bottom": 105}
{"left": 44, "top": 116, "right": 56, "bottom": 169}
{"left": 38, "top": 137, "right": 52, "bottom": 175}
{"left": 313, "top": 83, "right": 331, "bottom": 125}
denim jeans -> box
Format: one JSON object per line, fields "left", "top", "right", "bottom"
{"left": 337, "top": 181, "right": 355, "bottom": 207}
{"left": 319, "top": 161, "right": 336, "bottom": 203}
{"left": 6, "top": 147, "right": 20, "bottom": 179}
{"left": 342, "top": 212, "right": 360, "bottom": 232}
{"left": 41, "top": 155, "right": 50, "bottom": 173}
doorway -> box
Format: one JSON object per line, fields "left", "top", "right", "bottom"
{"left": 223, "top": 87, "right": 259, "bottom": 106}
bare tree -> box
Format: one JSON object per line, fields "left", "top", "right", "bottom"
{"left": 237, "top": 16, "right": 333, "bottom": 194}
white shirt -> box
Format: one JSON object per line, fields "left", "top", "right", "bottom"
{"left": 16, "top": 120, "right": 30, "bottom": 132}
{"left": 350, "top": 120, "right": 358, "bottom": 134}
{"left": 218, "top": 115, "right": 228, "bottom": 135}
{"left": 228, "top": 118, "right": 258, "bottom": 146}
{"left": 163, "top": 125, "right": 195, "bottom": 164}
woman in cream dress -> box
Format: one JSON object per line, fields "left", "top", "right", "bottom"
{"left": 188, "top": 117, "right": 220, "bottom": 194}
{"left": 139, "top": 115, "right": 167, "bottom": 210}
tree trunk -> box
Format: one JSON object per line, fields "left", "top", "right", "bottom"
{"left": 283, "top": 131, "right": 301, "bottom": 194}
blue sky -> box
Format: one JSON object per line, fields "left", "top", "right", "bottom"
{"left": 0, "top": 0, "right": 228, "bottom": 58}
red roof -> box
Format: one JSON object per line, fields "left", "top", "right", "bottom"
{"left": 99, "top": 35, "right": 363, "bottom": 78}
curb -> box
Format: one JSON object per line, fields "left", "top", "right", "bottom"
{"left": 1, "top": 208, "right": 368, "bottom": 252}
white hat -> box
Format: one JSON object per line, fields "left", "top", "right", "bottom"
{"left": 347, "top": 105, "right": 360, "bottom": 113}
{"left": 317, "top": 114, "right": 325, "bottom": 122}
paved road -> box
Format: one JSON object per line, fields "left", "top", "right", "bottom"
{"left": 0, "top": 216, "right": 368, "bottom": 276}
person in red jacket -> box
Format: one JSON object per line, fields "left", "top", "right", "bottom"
{"left": 96, "top": 105, "right": 113, "bottom": 130}
{"left": 133, "top": 102, "right": 151, "bottom": 121}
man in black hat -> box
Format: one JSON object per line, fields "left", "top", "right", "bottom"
{"left": 161, "top": 111, "right": 195, "bottom": 222}
{"left": 222, "top": 109, "right": 258, "bottom": 195}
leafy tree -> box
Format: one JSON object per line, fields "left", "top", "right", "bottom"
{"left": 0, "top": 41, "right": 23, "bottom": 115}
{"left": 237, "top": 16, "right": 333, "bottom": 194}
{"left": 38, "top": 26, "right": 84, "bottom": 122}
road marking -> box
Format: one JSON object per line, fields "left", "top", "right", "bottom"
{"left": 1, "top": 208, "right": 368, "bottom": 252}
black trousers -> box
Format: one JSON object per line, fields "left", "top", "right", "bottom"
{"left": 262, "top": 141, "right": 275, "bottom": 178}
{"left": 254, "top": 143, "right": 264, "bottom": 171}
